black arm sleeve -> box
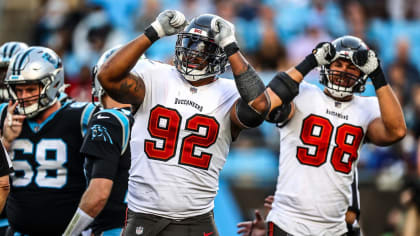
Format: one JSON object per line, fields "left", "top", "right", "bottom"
{"left": 85, "top": 154, "right": 119, "bottom": 180}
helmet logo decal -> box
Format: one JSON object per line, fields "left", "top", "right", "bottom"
{"left": 42, "top": 53, "right": 59, "bottom": 68}
{"left": 5, "top": 46, "right": 64, "bottom": 118}
{"left": 189, "top": 28, "right": 208, "bottom": 37}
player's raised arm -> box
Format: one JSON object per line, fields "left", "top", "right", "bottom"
{"left": 211, "top": 18, "right": 338, "bottom": 127}
{"left": 351, "top": 49, "right": 407, "bottom": 145}
{"left": 97, "top": 10, "right": 188, "bottom": 105}
{"left": 211, "top": 17, "right": 271, "bottom": 130}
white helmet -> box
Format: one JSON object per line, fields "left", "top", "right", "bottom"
{"left": 5, "top": 46, "right": 64, "bottom": 118}
{"left": 0, "top": 41, "right": 29, "bottom": 68}
{"left": 92, "top": 45, "right": 146, "bottom": 106}
{"left": 0, "top": 41, "right": 29, "bottom": 101}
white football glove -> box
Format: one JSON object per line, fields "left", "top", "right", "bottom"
{"left": 211, "top": 17, "right": 236, "bottom": 48}
{"left": 312, "top": 42, "right": 337, "bottom": 66}
{"left": 350, "top": 49, "right": 379, "bottom": 75}
{"left": 150, "top": 10, "right": 189, "bottom": 38}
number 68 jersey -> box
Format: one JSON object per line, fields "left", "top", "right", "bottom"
{"left": 0, "top": 101, "right": 96, "bottom": 235}
{"left": 127, "top": 60, "right": 239, "bottom": 219}
{"left": 267, "top": 81, "right": 380, "bottom": 235}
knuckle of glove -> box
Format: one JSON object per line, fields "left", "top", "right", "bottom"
{"left": 170, "top": 12, "right": 185, "bottom": 27}
{"left": 314, "top": 49, "right": 329, "bottom": 65}
{"left": 325, "top": 43, "right": 335, "bottom": 61}
{"left": 352, "top": 50, "right": 368, "bottom": 67}
{"left": 312, "top": 42, "right": 334, "bottom": 66}
{"left": 355, "top": 50, "right": 378, "bottom": 75}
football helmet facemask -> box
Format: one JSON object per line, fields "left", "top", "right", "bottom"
{"left": 174, "top": 14, "right": 228, "bottom": 82}
{"left": 92, "top": 45, "right": 146, "bottom": 106}
{"left": 5, "top": 46, "right": 64, "bottom": 118}
{"left": 320, "top": 35, "right": 369, "bottom": 98}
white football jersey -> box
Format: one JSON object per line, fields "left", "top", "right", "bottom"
{"left": 267, "top": 81, "right": 380, "bottom": 236}
{"left": 127, "top": 59, "right": 239, "bottom": 219}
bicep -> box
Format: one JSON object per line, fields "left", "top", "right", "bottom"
{"left": 366, "top": 118, "right": 395, "bottom": 146}
{"left": 103, "top": 72, "right": 146, "bottom": 105}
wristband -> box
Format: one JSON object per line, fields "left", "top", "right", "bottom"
{"left": 144, "top": 26, "right": 159, "bottom": 43}
{"left": 62, "top": 207, "right": 94, "bottom": 236}
{"left": 295, "top": 54, "right": 318, "bottom": 76}
{"left": 370, "top": 66, "right": 387, "bottom": 90}
{"left": 224, "top": 42, "right": 239, "bottom": 58}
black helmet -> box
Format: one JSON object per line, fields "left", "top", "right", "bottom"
{"left": 320, "top": 35, "right": 369, "bottom": 98}
{"left": 174, "top": 14, "right": 228, "bottom": 82}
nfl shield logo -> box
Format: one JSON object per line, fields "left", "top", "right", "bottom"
{"left": 136, "top": 226, "right": 144, "bottom": 235}
{"left": 190, "top": 87, "right": 197, "bottom": 94}
{"left": 335, "top": 101, "right": 341, "bottom": 108}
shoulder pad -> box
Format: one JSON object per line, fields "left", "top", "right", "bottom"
{"left": 97, "top": 109, "right": 131, "bottom": 155}
{"left": 81, "top": 103, "right": 98, "bottom": 137}
{"left": 69, "top": 102, "right": 89, "bottom": 108}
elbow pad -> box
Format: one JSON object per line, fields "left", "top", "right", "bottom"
{"left": 267, "top": 103, "right": 292, "bottom": 125}
{"left": 235, "top": 99, "right": 268, "bottom": 128}
{"left": 234, "top": 65, "right": 265, "bottom": 103}
{"left": 267, "top": 72, "right": 299, "bottom": 104}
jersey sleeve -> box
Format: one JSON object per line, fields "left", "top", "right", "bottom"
{"left": 79, "top": 102, "right": 98, "bottom": 137}
{"left": 131, "top": 59, "right": 174, "bottom": 110}
{"left": 81, "top": 110, "right": 129, "bottom": 180}
{"left": 80, "top": 110, "right": 129, "bottom": 161}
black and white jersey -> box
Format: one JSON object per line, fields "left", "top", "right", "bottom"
{"left": 81, "top": 107, "right": 132, "bottom": 233}
{"left": 0, "top": 101, "right": 96, "bottom": 235}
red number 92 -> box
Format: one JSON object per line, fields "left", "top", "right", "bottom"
{"left": 145, "top": 105, "right": 219, "bottom": 170}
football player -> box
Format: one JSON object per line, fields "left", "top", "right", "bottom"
{"left": 1, "top": 46, "right": 96, "bottom": 235}
{"left": 212, "top": 16, "right": 406, "bottom": 235}
{"left": 0, "top": 42, "right": 28, "bottom": 103}
{"left": 0, "top": 139, "right": 12, "bottom": 214}
{"left": 97, "top": 10, "right": 262, "bottom": 236}
{"left": 63, "top": 46, "right": 138, "bottom": 236}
